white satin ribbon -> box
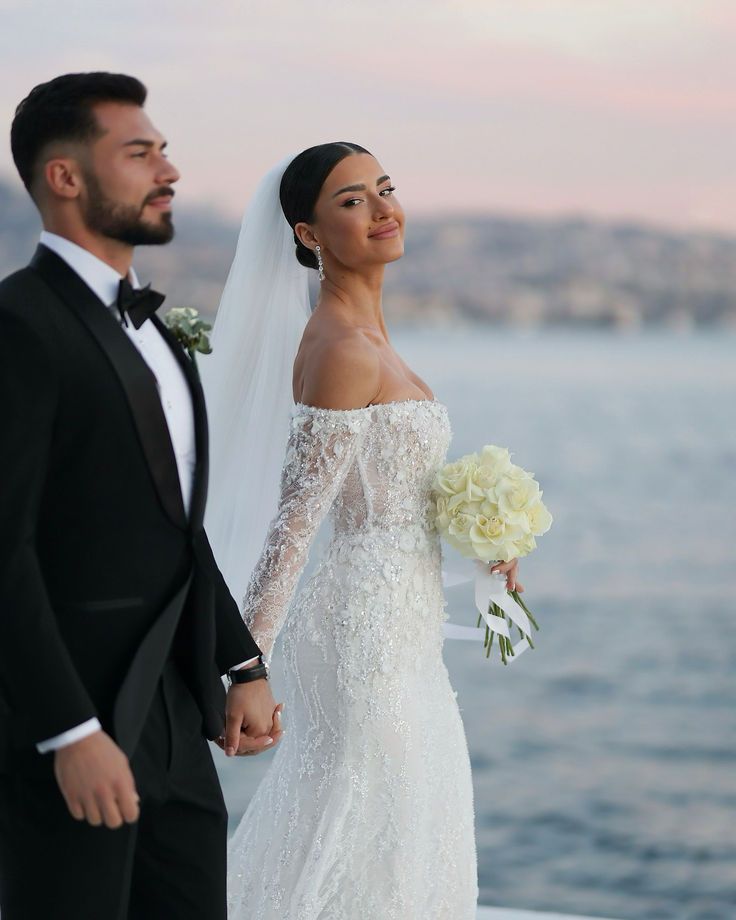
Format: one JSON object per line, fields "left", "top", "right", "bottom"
{"left": 442, "top": 562, "right": 531, "bottom": 662}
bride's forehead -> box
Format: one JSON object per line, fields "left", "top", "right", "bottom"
{"left": 322, "top": 154, "right": 386, "bottom": 190}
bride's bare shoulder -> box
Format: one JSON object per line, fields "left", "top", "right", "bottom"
{"left": 294, "top": 326, "right": 380, "bottom": 410}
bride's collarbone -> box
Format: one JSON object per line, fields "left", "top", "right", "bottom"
{"left": 294, "top": 330, "right": 434, "bottom": 407}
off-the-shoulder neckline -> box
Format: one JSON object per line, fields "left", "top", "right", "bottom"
{"left": 293, "top": 398, "right": 446, "bottom": 414}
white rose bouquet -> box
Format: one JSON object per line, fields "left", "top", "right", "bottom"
{"left": 432, "top": 445, "right": 552, "bottom": 664}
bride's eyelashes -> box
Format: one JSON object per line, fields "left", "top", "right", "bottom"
{"left": 341, "top": 186, "right": 397, "bottom": 208}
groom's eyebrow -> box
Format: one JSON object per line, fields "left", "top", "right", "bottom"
{"left": 122, "top": 139, "right": 168, "bottom": 150}
{"left": 332, "top": 175, "right": 391, "bottom": 198}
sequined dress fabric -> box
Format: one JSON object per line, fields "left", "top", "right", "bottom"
{"left": 227, "top": 400, "right": 478, "bottom": 919}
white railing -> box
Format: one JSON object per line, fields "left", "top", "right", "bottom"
{"left": 478, "top": 909, "right": 619, "bottom": 920}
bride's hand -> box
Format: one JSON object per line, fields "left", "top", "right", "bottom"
{"left": 220, "top": 679, "right": 282, "bottom": 757}
{"left": 490, "top": 558, "right": 524, "bottom": 593}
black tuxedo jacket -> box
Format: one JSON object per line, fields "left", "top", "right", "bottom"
{"left": 0, "top": 245, "right": 260, "bottom": 770}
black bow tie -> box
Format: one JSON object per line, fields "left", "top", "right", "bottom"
{"left": 116, "top": 278, "right": 166, "bottom": 329}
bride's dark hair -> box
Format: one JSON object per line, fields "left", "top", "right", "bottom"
{"left": 280, "top": 142, "right": 371, "bottom": 269}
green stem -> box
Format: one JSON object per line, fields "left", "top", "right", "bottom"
{"left": 511, "top": 589, "right": 539, "bottom": 631}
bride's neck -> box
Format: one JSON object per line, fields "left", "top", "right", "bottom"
{"left": 316, "top": 266, "right": 388, "bottom": 337}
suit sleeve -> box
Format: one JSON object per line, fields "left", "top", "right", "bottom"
{"left": 195, "top": 529, "right": 262, "bottom": 674}
{"left": 0, "top": 311, "right": 98, "bottom": 743}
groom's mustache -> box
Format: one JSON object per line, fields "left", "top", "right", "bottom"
{"left": 143, "top": 187, "right": 175, "bottom": 206}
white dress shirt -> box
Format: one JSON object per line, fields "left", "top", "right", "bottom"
{"left": 35, "top": 233, "right": 256, "bottom": 754}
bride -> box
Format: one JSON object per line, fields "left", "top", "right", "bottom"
{"left": 204, "top": 143, "right": 522, "bottom": 919}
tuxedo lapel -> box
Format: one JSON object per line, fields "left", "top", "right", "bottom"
{"left": 151, "top": 315, "right": 210, "bottom": 533}
{"left": 30, "top": 245, "right": 188, "bottom": 530}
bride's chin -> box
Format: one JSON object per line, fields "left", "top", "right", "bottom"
{"left": 376, "top": 242, "right": 405, "bottom": 265}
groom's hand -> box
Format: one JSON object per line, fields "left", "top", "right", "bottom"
{"left": 54, "top": 731, "right": 140, "bottom": 829}
{"left": 221, "top": 680, "right": 282, "bottom": 757}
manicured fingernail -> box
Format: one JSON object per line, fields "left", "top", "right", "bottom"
{"left": 264, "top": 738, "right": 274, "bottom": 745}
{"left": 226, "top": 747, "right": 235, "bottom": 756}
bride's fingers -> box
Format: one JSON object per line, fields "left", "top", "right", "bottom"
{"left": 515, "top": 580, "right": 524, "bottom": 594}
{"left": 490, "top": 559, "right": 519, "bottom": 590}
{"left": 235, "top": 734, "right": 275, "bottom": 756}
{"left": 490, "top": 559, "right": 517, "bottom": 576}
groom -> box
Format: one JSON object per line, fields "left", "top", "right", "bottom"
{"left": 0, "top": 73, "right": 281, "bottom": 919}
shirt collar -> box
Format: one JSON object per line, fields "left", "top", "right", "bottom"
{"left": 39, "top": 231, "right": 141, "bottom": 308}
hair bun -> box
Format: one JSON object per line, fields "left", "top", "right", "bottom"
{"left": 294, "top": 233, "right": 318, "bottom": 270}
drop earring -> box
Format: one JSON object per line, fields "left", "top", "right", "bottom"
{"left": 315, "top": 245, "right": 325, "bottom": 282}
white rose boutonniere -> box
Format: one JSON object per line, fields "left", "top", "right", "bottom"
{"left": 163, "top": 307, "right": 213, "bottom": 368}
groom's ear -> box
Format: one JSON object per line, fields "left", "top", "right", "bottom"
{"left": 294, "top": 221, "right": 318, "bottom": 252}
{"left": 41, "top": 154, "right": 84, "bottom": 202}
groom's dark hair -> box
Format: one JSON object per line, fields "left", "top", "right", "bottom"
{"left": 11, "top": 72, "right": 147, "bottom": 197}
{"left": 280, "top": 142, "right": 371, "bottom": 270}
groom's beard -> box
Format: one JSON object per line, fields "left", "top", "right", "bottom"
{"left": 81, "top": 169, "right": 175, "bottom": 246}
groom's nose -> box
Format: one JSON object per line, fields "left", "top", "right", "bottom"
{"left": 156, "top": 156, "right": 180, "bottom": 186}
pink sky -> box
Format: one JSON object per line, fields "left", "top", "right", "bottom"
{"left": 1, "top": 0, "right": 735, "bottom": 232}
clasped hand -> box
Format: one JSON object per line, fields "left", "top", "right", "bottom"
{"left": 214, "top": 680, "right": 284, "bottom": 757}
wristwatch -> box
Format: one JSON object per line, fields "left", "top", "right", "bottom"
{"left": 227, "top": 655, "right": 269, "bottom": 685}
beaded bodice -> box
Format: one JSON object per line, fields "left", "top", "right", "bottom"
{"left": 241, "top": 399, "right": 451, "bottom": 659}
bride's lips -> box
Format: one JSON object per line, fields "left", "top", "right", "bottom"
{"left": 368, "top": 221, "right": 400, "bottom": 240}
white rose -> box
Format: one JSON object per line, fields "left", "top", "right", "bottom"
{"left": 469, "top": 513, "right": 508, "bottom": 562}
{"left": 434, "top": 496, "right": 452, "bottom": 532}
{"left": 527, "top": 500, "right": 553, "bottom": 536}
{"left": 479, "top": 445, "right": 512, "bottom": 478}
{"left": 506, "top": 463, "right": 533, "bottom": 481}
{"left": 434, "top": 456, "right": 478, "bottom": 501}
{"left": 446, "top": 511, "right": 476, "bottom": 551}
{"left": 471, "top": 464, "right": 497, "bottom": 492}
{"left": 510, "top": 532, "right": 537, "bottom": 559}
{"left": 495, "top": 475, "right": 541, "bottom": 524}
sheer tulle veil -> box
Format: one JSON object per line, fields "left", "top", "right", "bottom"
{"left": 201, "top": 155, "right": 311, "bottom": 608}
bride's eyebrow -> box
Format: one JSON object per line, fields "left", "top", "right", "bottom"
{"left": 331, "top": 175, "right": 391, "bottom": 198}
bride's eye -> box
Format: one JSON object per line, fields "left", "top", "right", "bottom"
{"left": 342, "top": 198, "right": 363, "bottom": 208}
{"left": 379, "top": 186, "right": 396, "bottom": 197}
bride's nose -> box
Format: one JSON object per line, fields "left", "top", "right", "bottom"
{"left": 373, "top": 194, "right": 394, "bottom": 220}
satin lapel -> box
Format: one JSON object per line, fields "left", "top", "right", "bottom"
{"left": 151, "top": 315, "right": 209, "bottom": 533}
{"left": 29, "top": 245, "right": 187, "bottom": 530}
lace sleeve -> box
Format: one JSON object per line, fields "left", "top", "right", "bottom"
{"left": 241, "top": 406, "right": 369, "bottom": 661}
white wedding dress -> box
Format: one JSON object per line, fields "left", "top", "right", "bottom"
{"left": 227, "top": 398, "right": 478, "bottom": 919}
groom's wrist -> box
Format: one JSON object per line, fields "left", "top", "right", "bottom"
{"left": 228, "top": 656, "right": 268, "bottom": 684}
{"left": 37, "top": 717, "right": 103, "bottom": 754}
